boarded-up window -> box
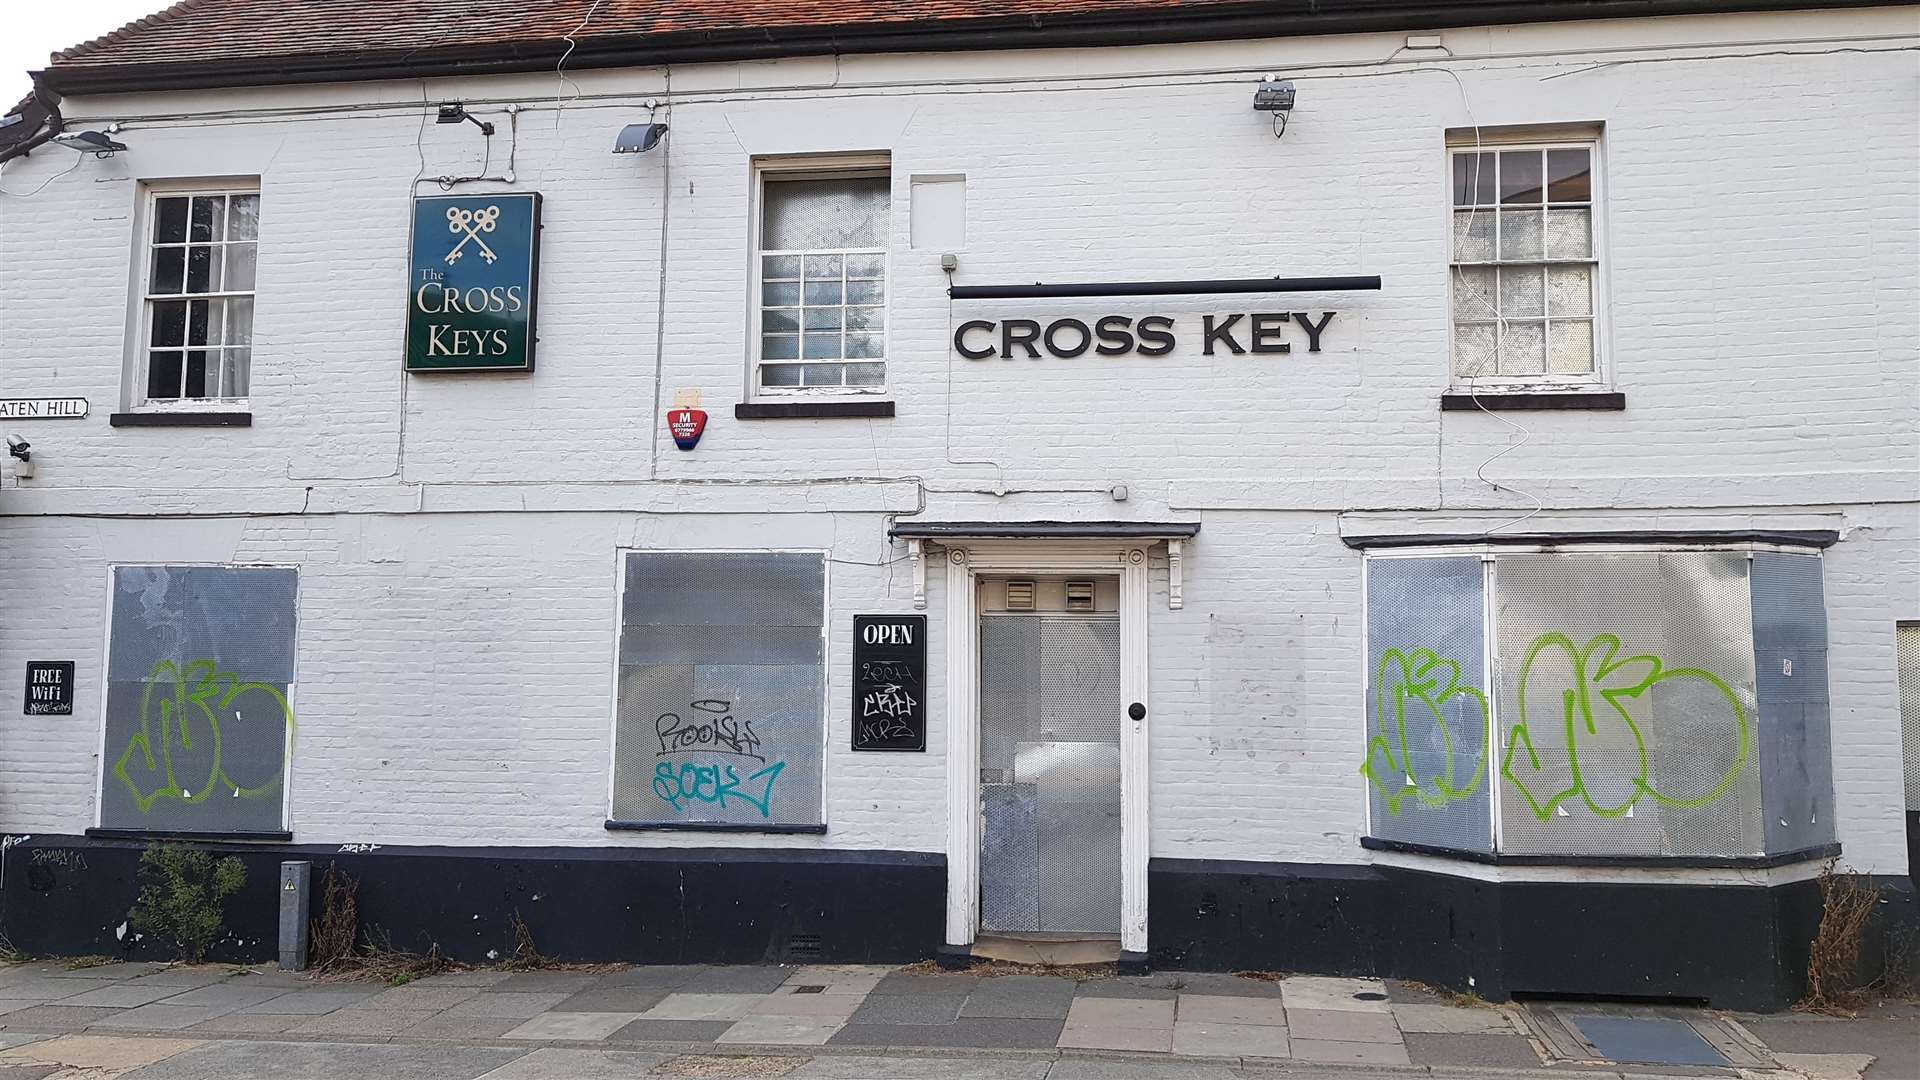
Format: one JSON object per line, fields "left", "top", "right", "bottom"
{"left": 1364, "top": 549, "right": 1834, "bottom": 859}
{"left": 611, "top": 552, "right": 825, "bottom": 828}
{"left": 1362, "top": 556, "right": 1492, "bottom": 854}
{"left": 100, "top": 566, "right": 297, "bottom": 834}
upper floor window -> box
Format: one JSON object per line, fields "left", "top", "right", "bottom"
{"left": 755, "top": 164, "right": 889, "bottom": 395}
{"left": 141, "top": 188, "right": 258, "bottom": 404}
{"left": 1450, "top": 142, "right": 1599, "bottom": 385}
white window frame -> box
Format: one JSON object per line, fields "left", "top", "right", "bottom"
{"left": 129, "top": 180, "right": 260, "bottom": 412}
{"left": 1445, "top": 129, "right": 1608, "bottom": 393}
{"left": 748, "top": 156, "right": 892, "bottom": 399}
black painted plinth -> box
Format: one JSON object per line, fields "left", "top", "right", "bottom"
{"left": 1148, "top": 857, "right": 1919, "bottom": 1012}
{"left": 0, "top": 836, "right": 943, "bottom": 967}
{"left": 8, "top": 836, "right": 1912, "bottom": 1008}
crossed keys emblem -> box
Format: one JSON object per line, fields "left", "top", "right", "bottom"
{"left": 445, "top": 205, "right": 501, "bottom": 265}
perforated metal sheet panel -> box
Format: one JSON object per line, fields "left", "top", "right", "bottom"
{"left": 1364, "top": 556, "right": 1492, "bottom": 853}
{"left": 611, "top": 552, "right": 824, "bottom": 826}
{"left": 1495, "top": 552, "right": 1762, "bottom": 857}
{"left": 761, "top": 177, "right": 889, "bottom": 249}
{"left": 100, "top": 566, "right": 297, "bottom": 834}
{"left": 1897, "top": 624, "right": 1920, "bottom": 810}
{"left": 1750, "top": 554, "right": 1835, "bottom": 851}
{"left": 979, "top": 615, "right": 1120, "bottom": 935}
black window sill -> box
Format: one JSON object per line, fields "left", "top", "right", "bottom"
{"left": 1362, "top": 834, "right": 1839, "bottom": 869}
{"left": 606, "top": 819, "right": 827, "bottom": 835}
{"left": 110, "top": 411, "right": 252, "bottom": 428}
{"left": 1441, "top": 391, "right": 1624, "bottom": 412}
{"left": 85, "top": 827, "right": 292, "bottom": 843}
{"left": 735, "top": 400, "right": 894, "bottom": 420}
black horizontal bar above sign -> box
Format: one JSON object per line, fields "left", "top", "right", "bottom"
{"left": 948, "top": 275, "right": 1381, "bottom": 299}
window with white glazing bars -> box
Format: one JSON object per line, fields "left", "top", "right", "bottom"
{"left": 142, "top": 189, "right": 259, "bottom": 403}
{"left": 756, "top": 173, "right": 889, "bottom": 393}
{"left": 1450, "top": 145, "right": 1599, "bottom": 383}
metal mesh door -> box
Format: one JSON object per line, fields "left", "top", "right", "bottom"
{"left": 1899, "top": 624, "right": 1920, "bottom": 812}
{"left": 979, "top": 614, "right": 1122, "bottom": 935}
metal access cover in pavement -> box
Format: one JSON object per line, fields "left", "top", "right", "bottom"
{"left": 1568, "top": 1014, "right": 1730, "bottom": 1066}
{"left": 1518, "top": 1003, "right": 1775, "bottom": 1069}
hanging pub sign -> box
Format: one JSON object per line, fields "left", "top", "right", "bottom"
{"left": 851, "top": 615, "right": 927, "bottom": 751}
{"left": 23, "top": 661, "right": 74, "bottom": 716}
{"left": 406, "top": 193, "right": 541, "bottom": 372}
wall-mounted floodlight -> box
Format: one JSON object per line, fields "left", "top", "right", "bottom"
{"left": 435, "top": 102, "right": 495, "bottom": 136}
{"left": 52, "top": 130, "right": 127, "bottom": 157}
{"left": 614, "top": 123, "right": 668, "bottom": 154}
{"left": 1252, "top": 76, "right": 1296, "bottom": 139}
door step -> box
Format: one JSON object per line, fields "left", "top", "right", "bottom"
{"left": 971, "top": 934, "right": 1120, "bottom": 966}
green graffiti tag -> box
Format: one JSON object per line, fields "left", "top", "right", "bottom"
{"left": 1362, "top": 633, "right": 1752, "bottom": 822}
{"left": 1360, "top": 649, "right": 1489, "bottom": 814}
{"left": 1501, "top": 632, "right": 1749, "bottom": 821}
{"left": 113, "top": 660, "right": 295, "bottom": 813}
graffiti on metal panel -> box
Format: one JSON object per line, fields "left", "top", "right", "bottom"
{"left": 113, "top": 659, "right": 295, "bottom": 814}
{"left": 1364, "top": 633, "right": 1751, "bottom": 820}
{"left": 650, "top": 697, "right": 785, "bottom": 817}
{"left": 652, "top": 760, "right": 786, "bottom": 817}
{"left": 1501, "top": 632, "right": 1749, "bottom": 821}
{"left": 1360, "top": 649, "right": 1489, "bottom": 813}
{"left": 655, "top": 699, "right": 765, "bottom": 762}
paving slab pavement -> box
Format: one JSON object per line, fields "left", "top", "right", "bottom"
{"left": 120, "top": 1038, "right": 524, "bottom": 1080}
{"left": 0, "top": 959, "right": 1899, "bottom": 1076}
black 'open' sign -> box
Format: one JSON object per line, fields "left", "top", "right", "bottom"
{"left": 852, "top": 615, "right": 926, "bottom": 752}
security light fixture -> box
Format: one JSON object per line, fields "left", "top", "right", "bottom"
{"left": 435, "top": 102, "right": 495, "bottom": 136}
{"left": 1252, "top": 76, "right": 1296, "bottom": 113}
{"left": 1252, "top": 76, "right": 1296, "bottom": 139}
{"left": 51, "top": 130, "right": 127, "bottom": 157}
{"left": 614, "top": 122, "right": 668, "bottom": 154}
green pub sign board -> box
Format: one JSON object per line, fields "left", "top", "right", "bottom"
{"left": 406, "top": 193, "right": 541, "bottom": 372}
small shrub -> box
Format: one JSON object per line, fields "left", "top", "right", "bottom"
{"left": 128, "top": 843, "right": 246, "bottom": 964}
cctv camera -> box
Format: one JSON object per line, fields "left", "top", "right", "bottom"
{"left": 5, "top": 435, "right": 28, "bottom": 461}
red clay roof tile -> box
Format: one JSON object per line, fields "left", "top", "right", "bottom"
{"left": 47, "top": 0, "right": 1233, "bottom": 69}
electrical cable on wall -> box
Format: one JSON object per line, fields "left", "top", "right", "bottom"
{"left": 1425, "top": 64, "right": 1546, "bottom": 537}
{"left": 555, "top": 0, "right": 607, "bottom": 131}
{"left": 63, "top": 43, "right": 1915, "bottom": 133}
{"left": 0, "top": 152, "right": 81, "bottom": 198}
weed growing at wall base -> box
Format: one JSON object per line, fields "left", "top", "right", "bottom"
{"left": 128, "top": 843, "right": 246, "bottom": 963}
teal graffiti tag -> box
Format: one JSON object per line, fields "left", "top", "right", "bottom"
{"left": 1360, "top": 649, "right": 1490, "bottom": 814}
{"left": 652, "top": 760, "right": 785, "bottom": 818}
{"left": 1501, "top": 632, "right": 1750, "bottom": 820}
{"left": 113, "top": 659, "right": 295, "bottom": 813}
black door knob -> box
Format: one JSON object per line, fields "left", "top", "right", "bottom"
{"left": 1128, "top": 702, "right": 1146, "bottom": 721}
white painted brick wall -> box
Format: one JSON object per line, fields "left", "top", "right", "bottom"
{"left": 0, "top": 9, "right": 1913, "bottom": 874}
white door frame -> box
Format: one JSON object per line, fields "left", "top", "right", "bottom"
{"left": 939, "top": 539, "right": 1152, "bottom": 955}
